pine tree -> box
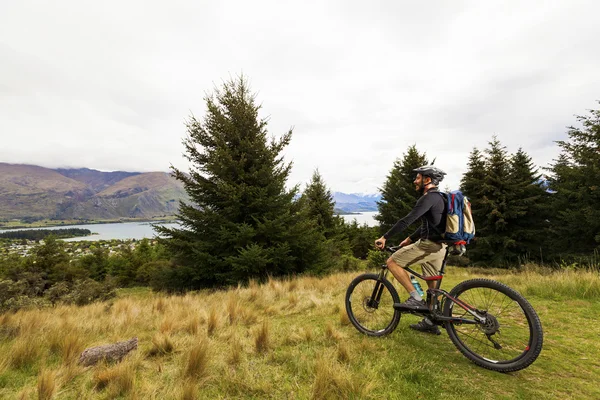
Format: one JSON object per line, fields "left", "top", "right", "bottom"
{"left": 155, "top": 76, "right": 325, "bottom": 288}
{"left": 507, "top": 148, "right": 550, "bottom": 260}
{"left": 548, "top": 105, "right": 600, "bottom": 254}
{"left": 476, "top": 136, "right": 515, "bottom": 264}
{"left": 376, "top": 145, "right": 428, "bottom": 238}
{"left": 460, "top": 148, "right": 487, "bottom": 225}
{"left": 300, "top": 169, "right": 337, "bottom": 237}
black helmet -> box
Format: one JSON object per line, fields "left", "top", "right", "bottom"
{"left": 413, "top": 165, "right": 446, "bottom": 185}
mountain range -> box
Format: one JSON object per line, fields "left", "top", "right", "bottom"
{"left": 0, "top": 163, "right": 381, "bottom": 221}
{"left": 0, "top": 163, "right": 187, "bottom": 221}
{"left": 332, "top": 192, "right": 381, "bottom": 213}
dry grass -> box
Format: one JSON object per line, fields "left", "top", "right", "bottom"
{"left": 181, "top": 380, "right": 198, "bottom": 400}
{"left": 226, "top": 294, "right": 242, "bottom": 325}
{"left": 311, "top": 356, "right": 372, "bottom": 400}
{"left": 37, "top": 369, "right": 56, "bottom": 400}
{"left": 183, "top": 314, "right": 201, "bottom": 335}
{"left": 9, "top": 337, "right": 42, "bottom": 369}
{"left": 206, "top": 308, "right": 218, "bottom": 337}
{"left": 228, "top": 335, "right": 243, "bottom": 366}
{"left": 146, "top": 334, "right": 175, "bottom": 357}
{"left": 0, "top": 268, "right": 599, "bottom": 399}
{"left": 93, "top": 360, "right": 136, "bottom": 396}
{"left": 184, "top": 339, "right": 210, "bottom": 380}
{"left": 254, "top": 321, "right": 270, "bottom": 354}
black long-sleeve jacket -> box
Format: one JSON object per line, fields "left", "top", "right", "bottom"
{"left": 383, "top": 188, "right": 446, "bottom": 242}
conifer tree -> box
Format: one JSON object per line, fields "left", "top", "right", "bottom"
{"left": 300, "top": 169, "right": 337, "bottom": 237}
{"left": 156, "top": 76, "right": 325, "bottom": 288}
{"left": 376, "top": 145, "right": 428, "bottom": 237}
{"left": 507, "top": 148, "right": 550, "bottom": 259}
{"left": 460, "top": 148, "right": 487, "bottom": 225}
{"left": 548, "top": 105, "right": 600, "bottom": 254}
{"left": 476, "top": 136, "right": 515, "bottom": 264}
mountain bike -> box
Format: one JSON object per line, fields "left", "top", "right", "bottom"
{"left": 344, "top": 245, "right": 543, "bottom": 372}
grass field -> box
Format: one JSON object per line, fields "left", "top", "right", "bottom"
{"left": 1, "top": 266, "right": 599, "bottom": 399}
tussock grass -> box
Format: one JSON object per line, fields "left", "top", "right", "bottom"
{"left": 181, "top": 380, "right": 198, "bottom": 400}
{"left": 184, "top": 339, "right": 210, "bottom": 380}
{"left": 37, "top": 369, "right": 56, "bottom": 400}
{"left": 93, "top": 360, "right": 136, "bottom": 396}
{"left": 206, "top": 308, "right": 218, "bottom": 337}
{"left": 1, "top": 267, "right": 599, "bottom": 399}
{"left": 324, "top": 322, "right": 342, "bottom": 342}
{"left": 254, "top": 321, "right": 270, "bottom": 354}
{"left": 227, "top": 335, "right": 243, "bottom": 366}
{"left": 183, "top": 314, "right": 201, "bottom": 335}
{"left": 9, "top": 337, "right": 42, "bottom": 369}
{"left": 311, "top": 355, "right": 373, "bottom": 400}
{"left": 146, "top": 334, "right": 175, "bottom": 357}
{"left": 226, "top": 293, "right": 242, "bottom": 325}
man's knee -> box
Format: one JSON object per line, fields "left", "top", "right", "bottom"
{"left": 386, "top": 257, "right": 403, "bottom": 269}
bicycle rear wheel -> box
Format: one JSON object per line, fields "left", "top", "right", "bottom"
{"left": 345, "top": 273, "right": 401, "bottom": 337}
{"left": 443, "top": 278, "right": 543, "bottom": 372}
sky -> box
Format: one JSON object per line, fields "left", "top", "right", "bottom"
{"left": 1, "top": 1, "right": 599, "bottom": 194}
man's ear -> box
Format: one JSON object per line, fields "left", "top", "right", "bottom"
{"left": 423, "top": 176, "right": 432, "bottom": 185}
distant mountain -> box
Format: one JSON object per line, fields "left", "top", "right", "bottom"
{"left": 0, "top": 163, "right": 381, "bottom": 220}
{"left": 332, "top": 192, "right": 382, "bottom": 213}
{"left": 0, "top": 163, "right": 187, "bottom": 220}
{"left": 55, "top": 168, "right": 140, "bottom": 193}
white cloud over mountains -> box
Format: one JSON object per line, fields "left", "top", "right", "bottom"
{"left": 1, "top": 1, "right": 599, "bottom": 194}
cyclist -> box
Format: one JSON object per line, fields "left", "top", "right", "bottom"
{"left": 375, "top": 165, "right": 447, "bottom": 335}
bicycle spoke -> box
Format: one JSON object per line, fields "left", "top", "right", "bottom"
{"left": 448, "top": 284, "right": 532, "bottom": 363}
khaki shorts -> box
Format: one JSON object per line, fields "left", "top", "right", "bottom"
{"left": 390, "top": 239, "right": 447, "bottom": 277}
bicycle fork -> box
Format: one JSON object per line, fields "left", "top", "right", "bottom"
{"left": 366, "top": 268, "right": 390, "bottom": 309}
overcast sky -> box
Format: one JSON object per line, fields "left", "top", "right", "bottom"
{"left": 1, "top": 1, "right": 599, "bottom": 193}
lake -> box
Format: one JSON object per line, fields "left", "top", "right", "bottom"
{"left": 0, "top": 211, "right": 379, "bottom": 241}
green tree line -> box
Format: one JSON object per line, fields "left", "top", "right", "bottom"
{"left": 0, "top": 228, "right": 91, "bottom": 240}
{"left": 376, "top": 106, "right": 600, "bottom": 267}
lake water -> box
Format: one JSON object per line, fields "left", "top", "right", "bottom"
{"left": 340, "top": 211, "right": 379, "bottom": 227}
{"left": 0, "top": 211, "right": 379, "bottom": 241}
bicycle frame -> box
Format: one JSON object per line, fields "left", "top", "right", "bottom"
{"left": 379, "top": 245, "right": 487, "bottom": 325}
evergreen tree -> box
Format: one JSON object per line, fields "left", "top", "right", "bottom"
{"left": 155, "top": 76, "right": 326, "bottom": 288}
{"left": 548, "top": 105, "right": 600, "bottom": 254}
{"left": 507, "top": 148, "right": 550, "bottom": 260}
{"left": 376, "top": 145, "right": 428, "bottom": 238}
{"left": 300, "top": 169, "right": 337, "bottom": 237}
{"left": 475, "top": 136, "right": 515, "bottom": 264}
{"left": 459, "top": 147, "right": 487, "bottom": 261}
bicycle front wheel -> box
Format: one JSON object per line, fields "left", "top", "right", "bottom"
{"left": 345, "top": 273, "right": 401, "bottom": 337}
{"left": 443, "top": 278, "right": 543, "bottom": 372}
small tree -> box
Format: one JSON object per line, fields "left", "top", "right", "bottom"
{"left": 300, "top": 169, "right": 337, "bottom": 238}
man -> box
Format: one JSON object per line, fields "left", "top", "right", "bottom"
{"left": 375, "top": 165, "right": 447, "bottom": 335}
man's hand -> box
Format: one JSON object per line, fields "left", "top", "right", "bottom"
{"left": 375, "top": 237, "right": 386, "bottom": 249}
{"left": 399, "top": 237, "right": 412, "bottom": 247}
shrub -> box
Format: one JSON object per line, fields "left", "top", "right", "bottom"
{"left": 62, "top": 279, "right": 116, "bottom": 306}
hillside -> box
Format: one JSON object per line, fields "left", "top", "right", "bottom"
{"left": 0, "top": 268, "right": 597, "bottom": 398}
{"left": 58, "top": 172, "right": 187, "bottom": 219}
{"left": 0, "top": 163, "right": 89, "bottom": 219}
{"left": 54, "top": 168, "right": 140, "bottom": 192}
{"left": 0, "top": 164, "right": 187, "bottom": 220}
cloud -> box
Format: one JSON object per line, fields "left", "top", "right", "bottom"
{"left": 1, "top": 0, "right": 599, "bottom": 194}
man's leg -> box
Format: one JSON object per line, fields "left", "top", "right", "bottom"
{"left": 386, "top": 257, "right": 415, "bottom": 294}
